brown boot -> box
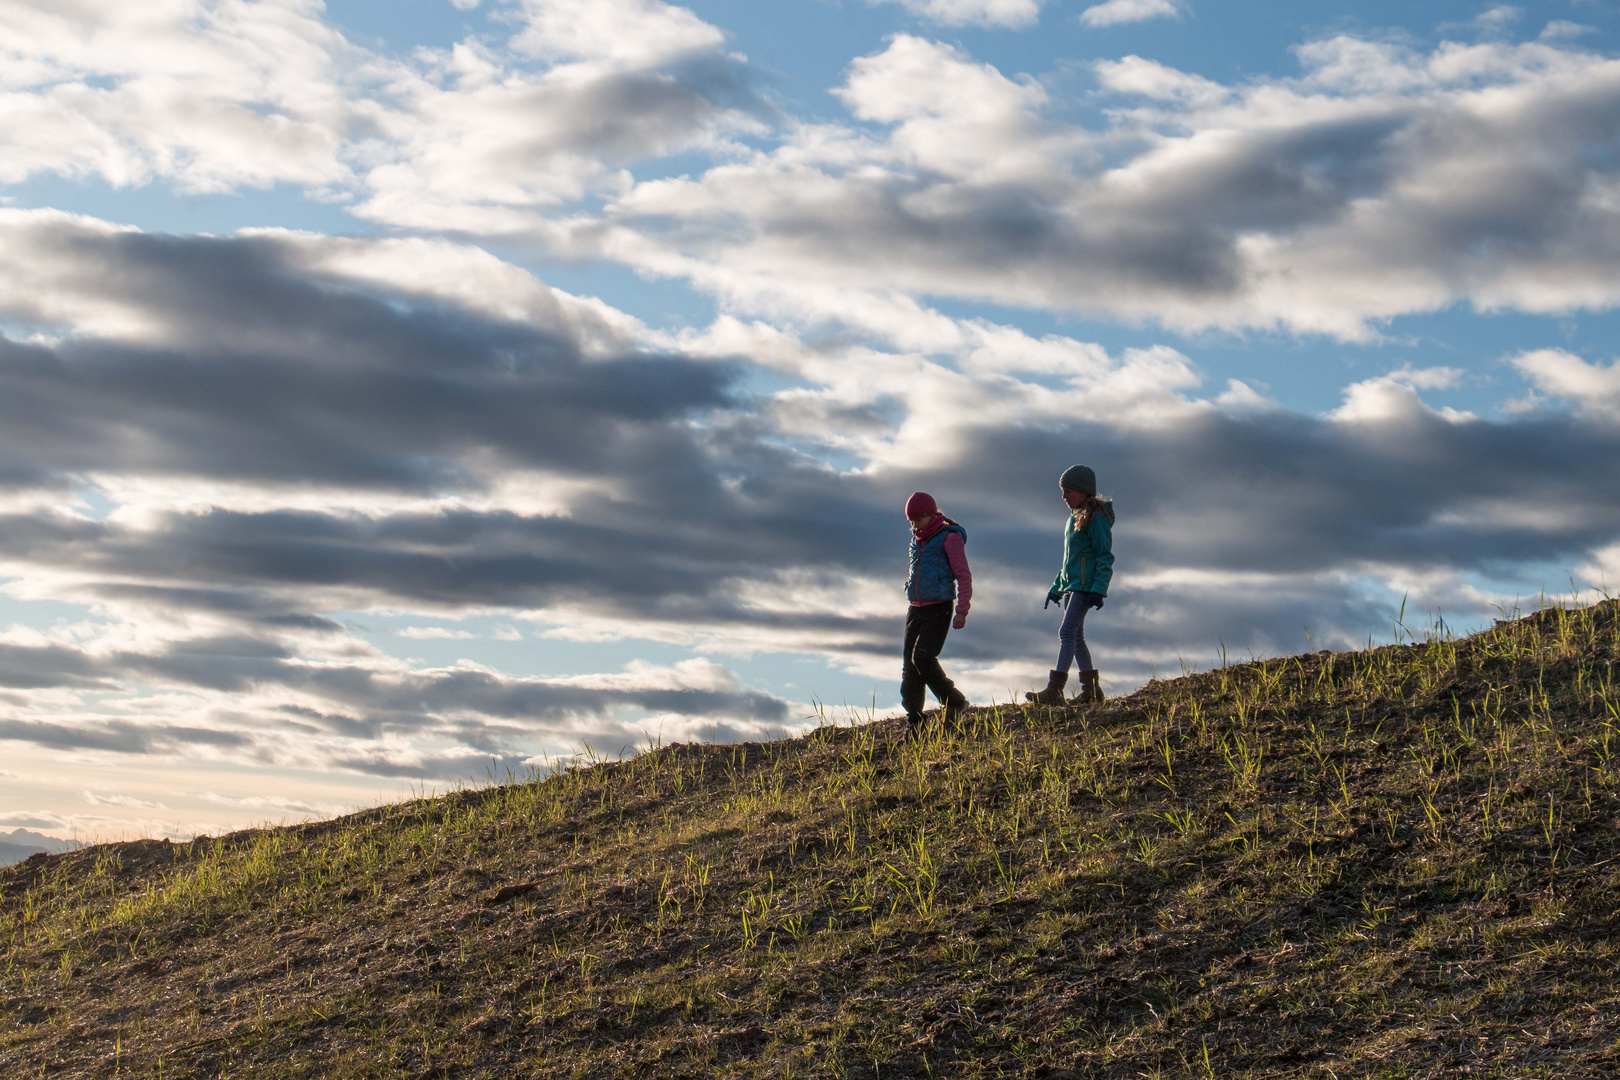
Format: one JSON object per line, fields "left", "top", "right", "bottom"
{"left": 1024, "top": 669, "right": 1068, "bottom": 706}
{"left": 942, "top": 689, "right": 970, "bottom": 728}
{"left": 1073, "top": 669, "right": 1104, "bottom": 705}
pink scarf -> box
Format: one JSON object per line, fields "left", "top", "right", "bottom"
{"left": 912, "top": 513, "right": 948, "bottom": 544}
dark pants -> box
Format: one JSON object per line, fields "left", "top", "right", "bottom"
{"left": 901, "top": 602, "right": 956, "bottom": 715}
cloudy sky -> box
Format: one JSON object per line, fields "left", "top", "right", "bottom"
{"left": 3, "top": 0, "right": 1619, "bottom": 841}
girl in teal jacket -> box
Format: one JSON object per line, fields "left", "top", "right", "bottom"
{"left": 1027, "top": 464, "right": 1113, "bottom": 707}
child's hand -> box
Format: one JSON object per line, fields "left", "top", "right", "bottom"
{"left": 953, "top": 612, "right": 967, "bottom": 630}
{"left": 1045, "top": 590, "right": 1061, "bottom": 608}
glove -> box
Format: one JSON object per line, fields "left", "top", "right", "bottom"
{"left": 1045, "top": 590, "right": 1062, "bottom": 609}
{"left": 1093, "top": 595, "right": 1105, "bottom": 610}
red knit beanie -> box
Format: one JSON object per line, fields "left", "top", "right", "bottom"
{"left": 904, "top": 491, "right": 938, "bottom": 519}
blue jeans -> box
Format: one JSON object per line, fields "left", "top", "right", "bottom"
{"left": 1056, "top": 591, "right": 1100, "bottom": 674}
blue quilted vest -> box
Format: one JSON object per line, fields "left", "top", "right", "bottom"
{"left": 906, "top": 521, "right": 966, "bottom": 603}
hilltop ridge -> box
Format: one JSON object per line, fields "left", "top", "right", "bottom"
{"left": 3, "top": 601, "right": 1619, "bottom": 1078}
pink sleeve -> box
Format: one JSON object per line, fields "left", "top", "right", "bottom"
{"left": 943, "top": 531, "right": 972, "bottom": 615}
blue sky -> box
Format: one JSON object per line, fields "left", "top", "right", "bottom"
{"left": 2, "top": 0, "right": 1619, "bottom": 840}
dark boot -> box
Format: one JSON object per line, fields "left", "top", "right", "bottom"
{"left": 942, "top": 689, "right": 970, "bottom": 727}
{"left": 1073, "top": 669, "right": 1104, "bottom": 705}
{"left": 903, "top": 710, "right": 927, "bottom": 742}
{"left": 1024, "top": 669, "right": 1068, "bottom": 706}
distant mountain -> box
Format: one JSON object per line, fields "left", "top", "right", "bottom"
{"left": 0, "top": 829, "right": 80, "bottom": 867}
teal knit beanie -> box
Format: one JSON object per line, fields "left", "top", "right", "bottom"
{"left": 1059, "top": 464, "right": 1096, "bottom": 495}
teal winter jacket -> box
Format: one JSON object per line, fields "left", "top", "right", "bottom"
{"left": 1050, "top": 499, "right": 1114, "bottom": 597}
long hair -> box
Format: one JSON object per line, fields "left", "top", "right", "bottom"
{"left": 1071, "top": 495, "right": 1111, "bottom": 531}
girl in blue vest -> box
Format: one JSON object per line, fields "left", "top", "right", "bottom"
{"left": 1027, "top": 464, "right": 1113, "bottom": 707}
{"left": 902, "top": 491, "right": 972, "bottom": 739}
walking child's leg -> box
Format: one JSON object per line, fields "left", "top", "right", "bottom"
{"left": 1056, "top": 591, "right": 1091, "bottom": 673}
{"left": 1073, "top": 595, "right": 1093, "bottom": 673}
{"left": 900, "top": 607, "right": 928, "bottom": 716}
{"left": 1027, "top": 592, "right": 1083, "bottom": 706}
{"left": 1072, "top": 592, "right": 1104, "bottom": 704}
{"left": 908, "top": 603, "right": 956, "bottom": 705}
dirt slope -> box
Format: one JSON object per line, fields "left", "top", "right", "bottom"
{"left": 3, "top": 601, "right": 1619, "bottom": 1078}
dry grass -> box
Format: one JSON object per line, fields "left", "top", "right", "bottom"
{"left": 4, "top": 600, "right": 1620, "bottom": 1078}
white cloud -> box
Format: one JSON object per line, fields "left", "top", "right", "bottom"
{"left": 396, "top": 627, "right": 477, "bottom": 640}
{"left": 82, "top": 791, "right": 168, "bottom": 810}
{"left": 0, "top": 0, "right": 762, "bottom": 226}
{"left": 350, "top": 0, "right": 765, "bottom": 227}
{"left": 1511, "top": 348, "right": 1620, "bottom": 420}
{"left": 1329, "top": 367, "right": 1474, "bottom": 425}
{"left": 199, "top": 792, "right": 350, "bottom": 817}
{"left": 12, "top": 8, "right": 1620, "bottom": 345}
{"left": 1213, "top": 379, "right": 1281, "bottom": 415}
{"left": 867, "top": 0, "right": 1050, "bottom": 29}
{"left": 1580, "top": 542, "right": 1620, "bottom": 597}
{"left": 583, "top": 33, "right": 1620, "bottom": 342}
{"left": 1094, "top": 55, "right": 1227, "bottom": 104}
{"left": 267, "top": 231, "right": 651, "bottom": 355}
{"left": 1080, "top": 0, "right": 1185, "bottom": 29}
{"left": 1540, "top": 21, "right": 1596, "bottom": 42}
{"left": 832, "top": 36, "right": 1060, "bottom": 182}
{"left": 506, "top": 0, "right": 724, "bottom": 66}
{"left": 0, "top": 0, "right": 365, "bottom": 194}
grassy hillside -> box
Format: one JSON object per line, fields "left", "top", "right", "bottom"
{"left": 4, "top": 601, "right": 1620, "bottom": 1079}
